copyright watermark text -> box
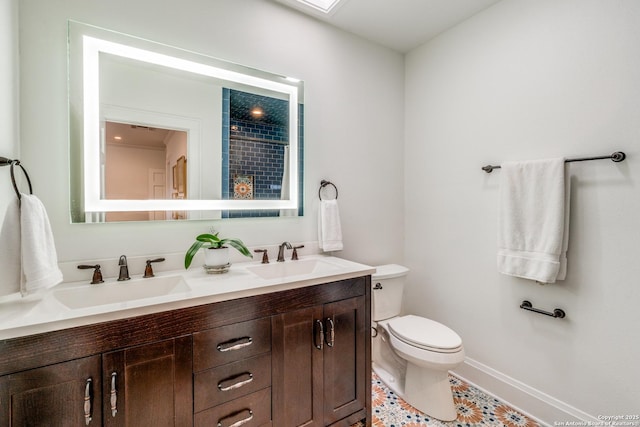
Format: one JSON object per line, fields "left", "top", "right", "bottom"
{"left": 554, "top": 415, "right": 640, "bottom": 427}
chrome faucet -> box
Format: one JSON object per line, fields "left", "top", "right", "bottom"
{"left": 277, "top": 242, "right": 292, "bottom": 262}
{"left": 117, "top": 255, "right": 130, "bottom": 281}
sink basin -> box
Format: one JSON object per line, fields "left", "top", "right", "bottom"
{"left": 246, "top": 259, "right": 322, "bottom": 280}
{"left": 54, "top": 275, "right": 191, "bottom": 310}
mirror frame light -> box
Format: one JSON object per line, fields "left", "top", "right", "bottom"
{"left": 80, "top": 32, "right": 300, "bottom": 213}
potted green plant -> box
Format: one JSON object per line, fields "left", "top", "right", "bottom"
{"left": 184, "top": 231, "right": 252, "bottom": 270}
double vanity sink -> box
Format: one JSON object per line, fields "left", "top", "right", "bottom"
{"left": 0, "top": 255, "right": 374, "bottom": 340}
{"left": 54, "top": 259, "right": 322, "bottom": 310}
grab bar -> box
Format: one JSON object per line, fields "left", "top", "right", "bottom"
{"left": 520, "top": 300, "right": 565, "bottom": 319}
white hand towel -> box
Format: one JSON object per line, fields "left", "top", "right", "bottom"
{"left": 497, "top": 158, "right": 570, "bottom": 283}
{"left": 19, "top": 194, "right": 63, "bottom": 295}
{"left": 318, "top": 199, "right": 343, "bottom": 252}
{"left": 0, "top": 194, "right": 63, "bottom": 297}
{"left": 0, "top": 198, "right": 22, "bottom": 296}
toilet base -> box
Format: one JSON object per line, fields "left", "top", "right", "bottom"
{"left": 404, "top": 363, "right": 457, "bottom": 422}
{"left": 373, "top": 363, "right": 405, "bottom": 395}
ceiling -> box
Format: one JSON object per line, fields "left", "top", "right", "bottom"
{"left": 274, "top": 0, "right": 501, "bottom": 53}
{"left": 105, "top": 122, "right": 173, "bottom": 149}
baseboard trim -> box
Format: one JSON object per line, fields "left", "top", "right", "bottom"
{"left": 452, "top": 358, "right": 598, "bottom": 426}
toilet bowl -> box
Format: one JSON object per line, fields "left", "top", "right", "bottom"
{"left": 371, "top": 265, "right": 465, "bottom": 422}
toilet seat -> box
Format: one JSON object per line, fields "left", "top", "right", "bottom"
{"left": 388, "top": 315, "right": 462, "bottom": 353}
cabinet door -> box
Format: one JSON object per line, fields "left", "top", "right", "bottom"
{"left": 102, "top": 336, "right": 192, "bottom": 427}
{"left": 272, "top": 305, "right": 324, "bottom": 427}
{"left": 323, "top": 296, "right": 366, "bottom": 425}
{"left": 0, "top": 355, "right": 102, "bottom": 426}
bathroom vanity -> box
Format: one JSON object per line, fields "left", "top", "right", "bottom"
{"left": 0, "top": 256, "right": 373, "bottom": 427}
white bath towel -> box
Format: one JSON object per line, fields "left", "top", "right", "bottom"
{"left": 0, "top": 194, "right": 63, "bottom": 297}
{"left": 497, "top": 158, "right": 570, "bottom": 283}
{"left": 318, "top": 199, "right": 343, "bottom": 252}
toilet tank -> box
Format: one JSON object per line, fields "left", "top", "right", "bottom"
{"left": 372, "top": 264, "right": 409, "bottom": 321}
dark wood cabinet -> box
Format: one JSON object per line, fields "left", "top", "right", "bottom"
{"left": 0, "top": 338, "right": 192, "bottom": 427}
{"left": 272, "top": 296, "right": 367, "bottom": 427}
{"left": 272, "top": 305, "right": 325, "bottom": 427}
{"left": 0, "top": 355, "right": 102, "bottom": 426}
{"left": 102, "top": 336, "right": 192, "bottom": 427}
{"left": 0, "top": 275, "right": 371, "bottom": 427}
{"left": 323, "top": 296, "right": 367, "bottom": 426}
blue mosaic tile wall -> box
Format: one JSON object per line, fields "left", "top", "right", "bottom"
{"left": 221, "top": 89, "right": 304, "bottom": 218}
{"left": 229, "top": 123, "right": 286, "bottom": 200}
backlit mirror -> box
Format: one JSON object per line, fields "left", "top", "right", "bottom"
{"left": 68, "top": 21, "right": 304, "bottom": 223}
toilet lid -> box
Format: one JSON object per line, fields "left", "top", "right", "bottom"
{"left": 388, "top": 315, "right": 462, "bottom": 352}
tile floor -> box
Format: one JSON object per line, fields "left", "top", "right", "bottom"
{"left": 353, "top": 373, "right": 540, "bottom": 427}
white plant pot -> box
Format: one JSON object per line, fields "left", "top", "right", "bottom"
{"left": 204, "top": 247, "right": 230, "bottom": 267}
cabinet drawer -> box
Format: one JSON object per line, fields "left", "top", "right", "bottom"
{"left": 194, "top": 387, "right": 271, "bottom": 427}
{"left": 194, "top": 352, "right": 271, "bottom": 412}
{"left": 193, "top": 317, "right": 271, "bottom": 372}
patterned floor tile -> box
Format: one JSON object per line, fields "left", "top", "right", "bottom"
{"left": 353, "top": 373, "right": 540, "bottom": 427}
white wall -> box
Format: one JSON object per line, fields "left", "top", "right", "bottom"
{"left": 0, "top": 0, "right": 19, "bottom": 223}
{"left": 105, "top": 144, "right": 166, "bottom": 199}
{"left": 405, "top": 0, "right": 640, "bottom": 419}
{"left": 18, "top": 0, "right": 405, "bottom": 265}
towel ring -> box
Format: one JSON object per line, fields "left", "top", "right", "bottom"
{"left": 318, "top": 180, "right": 338, "bottom": 200}
{"left": 1, "top": 157, "right": 33, "bottom": 200}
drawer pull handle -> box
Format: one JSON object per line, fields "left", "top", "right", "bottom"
{"left": 218, "top": 372, "right": 254, "bottom": 391}
{"left": 217, "top": 409, "right": 254, "bottom": 427}
{"left": 110, "top": 372, "right": 118, "bottom": 417}
{"left": 217, "top": 337, "right": 253, "bottom": 352}
{"left": 326, "top": 318, "right": 335, "bottom": 347}
{"left": 84, "top": 378, "right": 92, "bottom": 425}
{"left": 314, "top": 319, "right": 324, "bottom": 350}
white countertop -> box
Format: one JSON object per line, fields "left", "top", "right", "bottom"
{"left": 0, "top": 255, "right": 374, "bottom": 340}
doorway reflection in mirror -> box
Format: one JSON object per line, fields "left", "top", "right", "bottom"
{"left": 103, "top": 121, "right": 188, "bottom": 222}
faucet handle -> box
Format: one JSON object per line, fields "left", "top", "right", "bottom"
{"left": 143, "top": 258, "right": 166, "bottom": 278}
{"left": 78, "top": 264, "right": 104, "bottom": 284}
{"left": 291, "top": 245, "right": 305, "bottom": 261}
{"left": 254, "top": 249, "right": 269, "bottom": 264}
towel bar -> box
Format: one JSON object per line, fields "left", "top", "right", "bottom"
{"left": 1, "top": 156, "right": 33, "bottom": 200}
{"left": 520, "top": 300, "right": 566, "bottom": 319}
{"left": 482, "top": 151, "right": 626, "bottom": 173}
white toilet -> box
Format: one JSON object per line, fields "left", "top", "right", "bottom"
{"left": 371, "top": 264, "right": 465, "bottom": 421}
